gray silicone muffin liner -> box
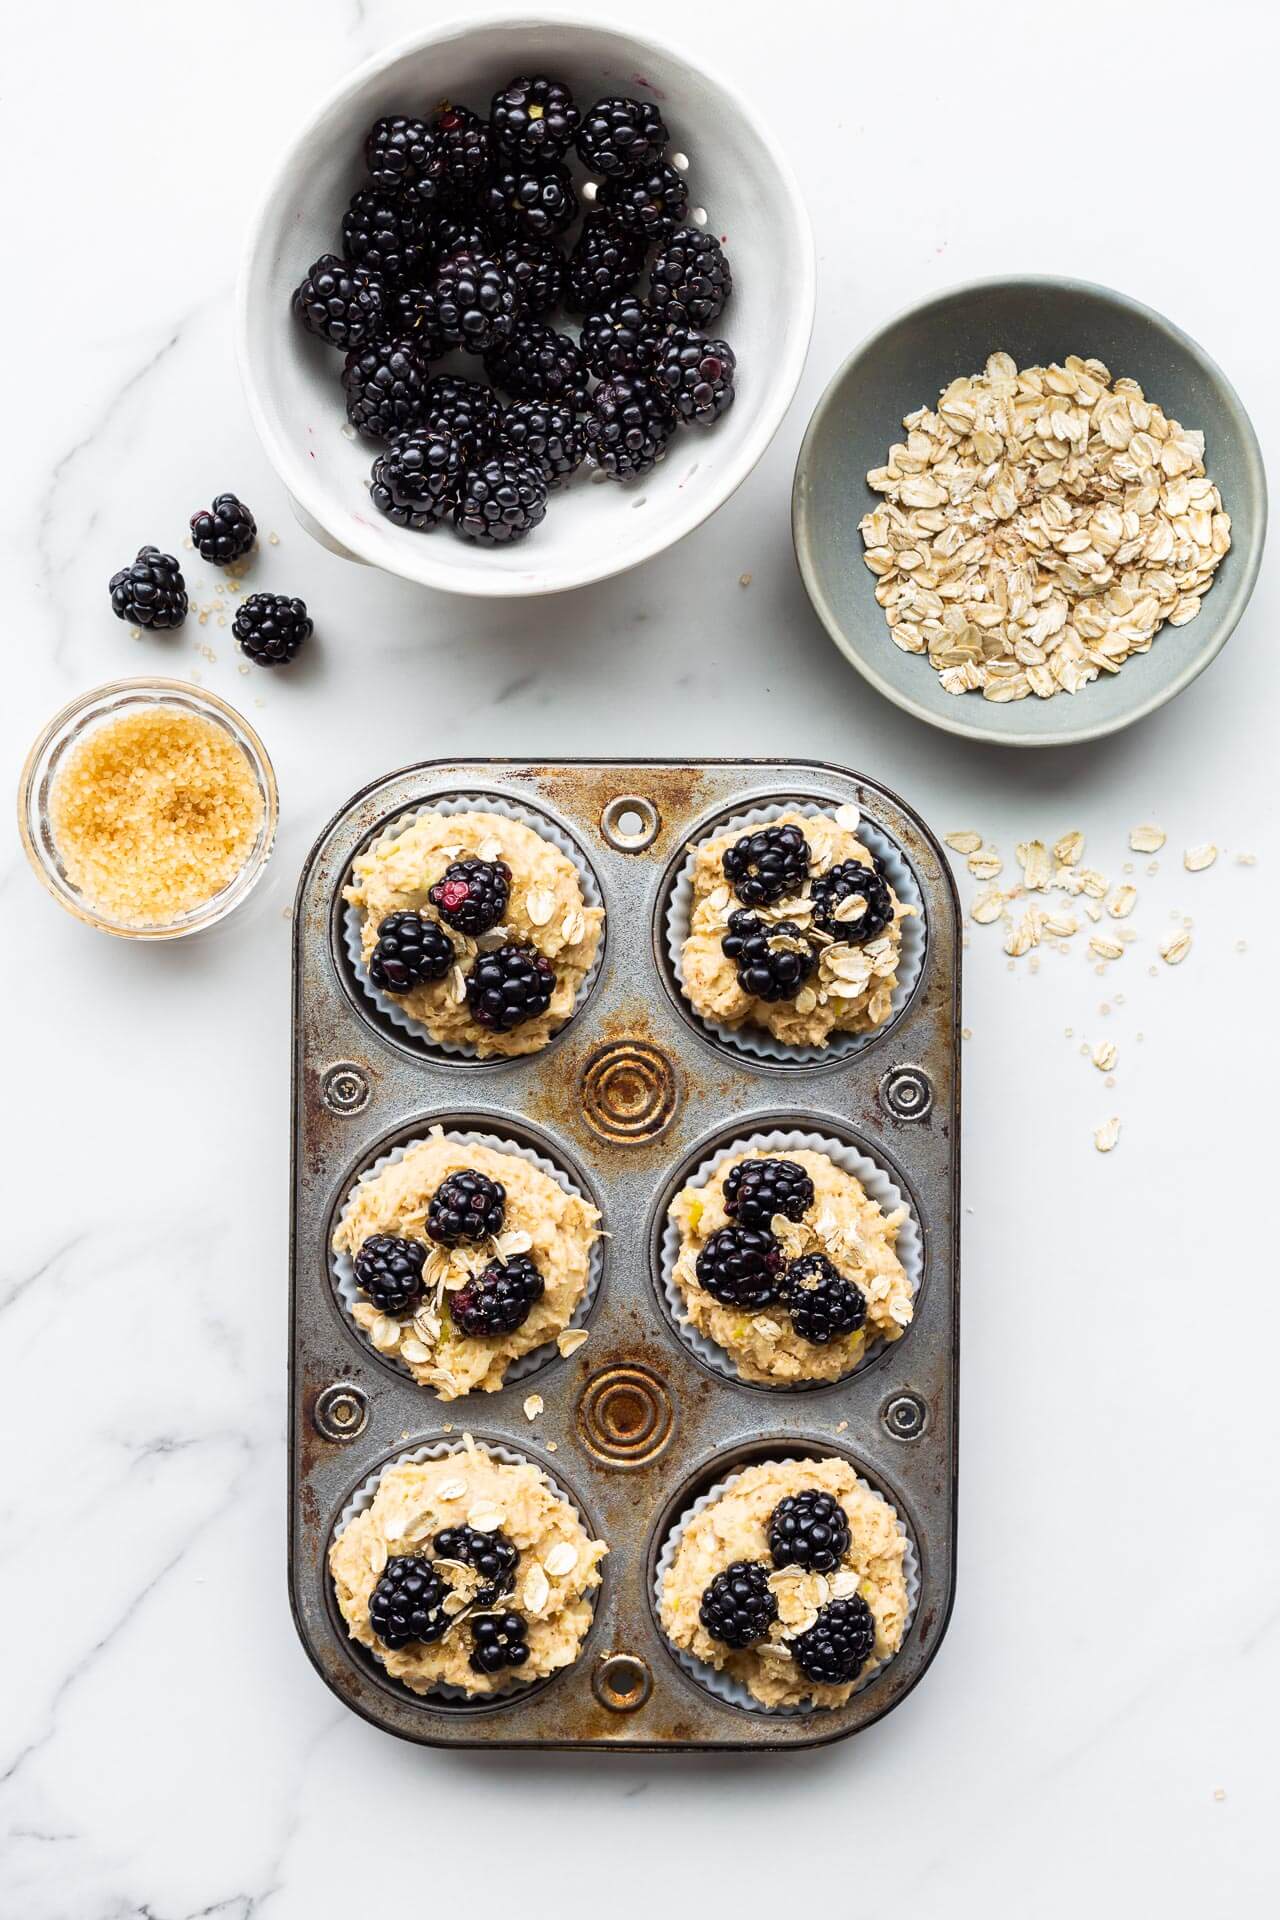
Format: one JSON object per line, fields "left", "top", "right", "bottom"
{"left": 658, "top": 1126, "right": 922, "bottom": 1387}
{"left": 343, "top": 790, "right": 605, "bottom": 1057}
{"left": 665, "top": 797, "right": 926, "bottom": 1065}
{"left": 332, "top": 1127, "right": 604, "bottom": 1391}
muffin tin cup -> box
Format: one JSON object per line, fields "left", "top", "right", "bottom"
{"left": 342, "top": 789, "right": 605, "bottom": 1059}
{"left": 332, "top": 1435, "right": 603, "bottom": 1707}
{"left": 292, "top": 759, "right": 959, "bottom": 1752}
{"left": 664, "top": 796, "right": 927, "bottom": 1066}
{"left": 652, "top": 1455, "right": 922, "bottom": 1716}
{"left": 331, "top": 1126, "right": 605, "bottom": 1391}
{"left": 656, "top": 1125, "right": 923, "bottom": 1388}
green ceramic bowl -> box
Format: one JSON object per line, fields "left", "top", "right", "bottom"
{"left": 792, "top": 276, "right": 1267, "bottom": 746}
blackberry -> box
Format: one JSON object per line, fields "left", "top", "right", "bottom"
{"left": 789, "top": 1594, "right": 877, "bottom": 1687}
{"left": 433, "top": 248, "right": 518, "bottom": 353}
{"left": 341, "top": 186, "right": 426, "bottom": 285}
{"left": 108, "top": 547, "right": 187, "bottom": 629}
{"left": 367, "top": 909, "right": 455, "bottom": 991}
{"left": 501, "top": 401, "right": 584, "bottom": 486}
{"left": 720, "top": 913, "right": 815, "bottom": 1003}
{"left": 426, "top": 1169, "right": 507, "bottom": 1247}
{"left": 499, "top": 237, "right": 565, "bottom": 316}
{"left": 650, "top": 227, "right": 733, "bottom": 331}
{"left": 782, "top": 1253, "right": 868, "bottom": 1345}
{"left": 723, "top": 824, "right": 811, "bottom": 906}
{"left": 464, "top": 943, "right": 556, "bottom": 1030}
{"left": 810, "top": 861, "right": 894, "bottom": 945}
{"left": 369, "top": 1554, "right": 449, "bottom": 1649}
{"left": 583, "top": 374, "right": 675, "bottom": 480}
{"left": 189, "top": 493, "right": 256, "bottom": 566}
{"left": 433, "top": 1526, "right": 519, "bottom": 1606}
{"left": 698, "top": 1561, "right": 778, "bottom": 1650}
{"left": 428, "top": 857, "right": 511, "bottom": 934}
{"left": 232, "top": 592, "right": 312, "bottom": 666}
{"left": 371, "top": 428, "right": 465, "bottom": 530}
{"left": 564, "top": 216, "right": 649, "bottom": 313}
{"left": 432, "top": 216, "right": 495, "bottom": 261}
{"left": 352, "top": 1233, "right": 427, "bottom": 1314}
{"left": 491, "top": 75, "right": 580, "bottom": 164}
{"left": 723, "top": 1158, "right": 815, "bottom": 1231}
{"left": 580, "top": 294, "right": 659, "bottom": 377}
{"left": 389, "top": 282, "right": 446, "bottom": 360}
{"left": 450, "top": 1254, "right": 545, "bottom": 1338}
{"left": 432, "top": 101, "right": 492, "bottom": 186}
{"left": 469, "top": 1610, "right": 530, "bottom": 1675}
{"left": 342, "top": 337, "right": 427, "bottom": 440}
{"left": 599, "top": 162, "right": 688, "bottom": 238}
{"left": 293, "top": 252, "right": 386, "bottom": 350}
{"left": 652, "top": 332, "right": 736, "bottom": 425}
{"left": 481, "top": 162, "right": 578, "bottom": 242}
{"left": 454, "top": 456, "right": 548, "bottom": 545}
{"left": 694, "top": 1225, "right": 785, "bottom": 1310}
{"left": 767, "top": 1490, "right": 852, "bottom": 1574}
{"left": 483, "top": 318, "right": 590, "bottom": 405}
{"left": 422, "top": 374, "right": 504, "bottom": 463}
{"left": 575, "top": 95, "right": 669, "bottom": 177}
{"left": 365, "top": 115, "right": 444, "bottom": 204}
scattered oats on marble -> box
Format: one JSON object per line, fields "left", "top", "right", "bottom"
{"left": 1183, "top": 843, "right": 1218, "bottom": 872}
{"left": 1092, "top": 1040, "right": 1118, "bottom": 1072}
{"left": 945, "top": 830, "right": 983, "bottom": 854}
{"left": 1130, "top": 824, "right": 1166, "bottom": 853}
{"left": 968, "top": 847, "right": 1003, "bottom": 881}
{"left": 1094, "top": 1116, "right": 1121, "bottom": 1153}
{"left": 1108, "top": 884, "right": 1138, "bottom": 918}
{"left": 1054, "top": 830, "right": 1085, "bottom": 866}
{"left": 1160, "top": 928, "right": 1193, "bottom": 965}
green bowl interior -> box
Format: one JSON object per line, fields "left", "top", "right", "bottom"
{"left": 794, "top": 278, "right": 1266, "bottom": 745}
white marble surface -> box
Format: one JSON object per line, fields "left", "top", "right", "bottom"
{"left": 3, "top": 0, "right": 1277, "bottom": 1913}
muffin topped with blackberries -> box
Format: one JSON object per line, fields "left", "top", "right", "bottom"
{"left": 333, "top": 1129, "right": 600, "bottom": 1399}
{"left": 330, "top": 1437, "right": 607, "bottom": 1698}
{"left": 667, "top": 1145, "right": 915, "bottom": 1385}
{"left": 677, "top": 806, "right": 917, "bottom": 1050}
{"left": 344, "top": 807, "right": 602, "bottom": 1057}
{"left": 659, "top": 1456, "right": 911, "bottom": 1711}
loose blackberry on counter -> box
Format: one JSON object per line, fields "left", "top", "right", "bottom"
{"left": 432, "top": 101, "right": 492, "bottom": 185}
{"left": 369, "top": 1555, "right": 450, "bottom": 1649}
{"left": 653, "top": 332, "right": 736, "bottom": 424}
{"left": 491, "top": 74, "right": 580, "bottom": 164}
{"left": 575, "top": 95, "right": 669, "bottom": 177}
{"left": 367, "top": 909, "right": 455, "bottom": 991}
{"left": 421, "top": 374, "right": 504, "bottom": 464}
{"left": 371, "top": 428, "right": 466, "bottom": 530}
{"left": 293, "top": 253, "right": 386, "bottom": 350}
{"left": 433, "top": 247, "right": 518, "bottom": 352}
{"left": 723, "top": 1158, "right": 815, "bottom": 1231}
{"left": 365, "top": 115, "right": 444, "bottom": 204}
{"left": 426, "top": 1169, "right": 507, "bottom": 1247}
{"left": 233, "top": 591, "right": 312, "bottom": 666}
{"left": 428, "top": 857, "right": 511, "bottom": 934}
{"left": 481, "top": 162, "right": 579, "bottom": 242}
{"left": 698, "top": 1562, "right": 778, "bottom": 1650}
{"left": 108, "top": 547, "right": 188, "bottom": 630}
{"left": 782, "top": 1253, "right": 868, "bottom": 1344}
{"left": 723, "top": 823, "right": 811, "bottom": 905}
{"left": 599, "top": 161, "right": 689, "bottom": 237}
{"left": 469, "top": 1611, "right": 530, "bottom": 1675}
{"left": 189, "top": 494, "right": 256, "bottom": 566}
{"left": 499, "top": 236, "right": 565, "bottom": 316}
{"left": 810, "top": 861, "right": 894, "bottom": 944}
{"left": 650, "top": 226, "right": 732, "bottom": 330}
{"left": 450, "top": 1253, "right": 545, "bottom": 1337}
{"left": 789, "top": 1594, "right": 877, "bottom": 1686}
{"left": 341, "top": 186, "right": 427, "bottom": 285}
{"left": 500, "top": 400, "right": 584, "bottom": 486}
{"left": 564, "top": 215, "right": 649, "bottom": 313}
{"left": 768, "top": 1490, "right": 852, "bottom": 1573}
{"left": 483, "top": 318, "right": 590, "bottom": 405}
{"left": 464, "top": 942, "right": 556, "bottom": 1029}
{"left": 580, "top": 293, "right": 659, "bottom": 377}
{"left": 721, "top": 913, "right": 815, "bottom": 1003}
{"left": 352, "top": 1233, "right": 428, "bottom": 1315}
{"left": 342, "top": 336, "right": 428, "bottom": 440}
{"left": 433, "top": 1526, "right": 519, "bottom": 1606}
{"left": 695, "top": 1225, "right": 785, "bottom": 1309}
{"left": 583, "top": 374, "right": 675, "bottom": 479}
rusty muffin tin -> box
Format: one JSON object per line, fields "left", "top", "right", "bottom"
{"left": 290, "top": 759, "right": 960, "bottom": 1750}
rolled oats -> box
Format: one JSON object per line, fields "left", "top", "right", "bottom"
{"left": 1183, "top": 843, "right": 1218, "bottom": 872}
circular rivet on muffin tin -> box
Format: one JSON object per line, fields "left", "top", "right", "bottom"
{"left": 593, "top": 1651, "right": 652, "bottom": 1713}
{"left": 880, "top": 1064, "right": 934, "bottom": 1122}
{"left": 581, "top": 1040, "right": 679, "bottom": 1143}
{"left": 578, "top": 1364, "right": 675, "bottom": 1467}
{"left": 882, "top": 1391, "right": 927, "bottom": 1440}
{"left": 600, "top": 793, "right": 661, "bottom": 852}
{"left": 321, "top": 1062, "right": 370, "bottom": 1115}
{"left": 314, "top": 1381, "right": 369, "bottom": 1442}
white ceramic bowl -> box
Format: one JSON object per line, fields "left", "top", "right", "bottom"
{"left": 237, "top": 11, "right": 815, "bottom": 597}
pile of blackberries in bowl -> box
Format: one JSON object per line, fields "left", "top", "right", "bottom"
{"left": 292, "top": 80, "right": 736, "bottom": 547}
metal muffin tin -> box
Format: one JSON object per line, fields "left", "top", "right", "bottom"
{"left": 290, "top": 759, "right": 960, "bottom": 1751}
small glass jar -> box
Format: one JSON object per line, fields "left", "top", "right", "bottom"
{"left": 18, "top": 677, "right": 279, "bottom": 940}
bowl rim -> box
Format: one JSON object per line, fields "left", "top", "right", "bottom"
{"left": 792, "top": 272, "right": 1268, "bottom": 748}
{"left": 236, "top": 7, "right": 816, "bottom": 599}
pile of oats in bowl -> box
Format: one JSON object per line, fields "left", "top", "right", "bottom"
{"left": 859, "top": 352, "right": 1231, "bottom": 702}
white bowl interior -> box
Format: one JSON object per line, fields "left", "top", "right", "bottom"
{"left": 239, "top": 16, "right": 814, "bottom": 596}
